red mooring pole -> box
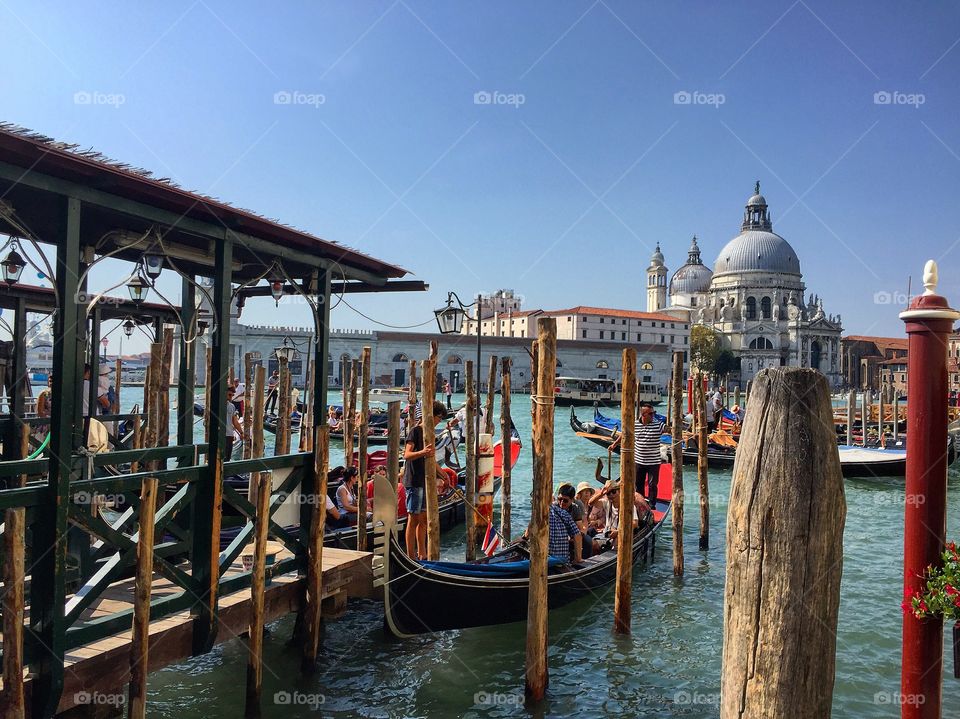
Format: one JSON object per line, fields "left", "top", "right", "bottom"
{"left": 900, "top": 260, "right": 959, "bottom": 718}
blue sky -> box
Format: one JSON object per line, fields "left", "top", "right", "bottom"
{"left": 3, "top": 1, "right": 959, "bottom": 352}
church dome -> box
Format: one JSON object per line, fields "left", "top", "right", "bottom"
{"left": 648, "top": 242, "right": 665, "bottom": 269}
{"left": 669, "top": 235, "right": 713, "bottom": 295}
{"left": 713, "top": 183, "right": 801, "bottom": 277}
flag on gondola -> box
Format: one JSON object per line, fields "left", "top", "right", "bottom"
{"left": 717, "top": 408, "right": 740, "bottom": 432}
{"left": 481, "top": 523, "right": 500, "bottom": 556}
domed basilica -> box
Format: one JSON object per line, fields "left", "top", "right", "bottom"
{"left": 647, "top": 183, "right": 843, "bottom": 386}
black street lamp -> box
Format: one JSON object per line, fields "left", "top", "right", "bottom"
{"left": 2, "top": 240, "right": 25, "bottom": 285}
{"left": 274, "top": 336, "right": 296, "bottom": 364}
{"left": 126, "top": 269, "right": 150, "bottom": 304}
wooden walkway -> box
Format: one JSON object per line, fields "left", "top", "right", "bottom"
{"left": 4, "top": 547, "right": 373, "bottom": 716}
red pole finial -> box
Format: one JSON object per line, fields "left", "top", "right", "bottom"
{"left": 900, "top": 259, "right": 959, "bottom": 718}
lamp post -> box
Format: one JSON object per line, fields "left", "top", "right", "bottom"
{"left": 435, "top": 290, "right": 483, "bottom": 496}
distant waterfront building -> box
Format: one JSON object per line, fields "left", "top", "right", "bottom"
{"left": 839, "top": 335, "right": 908, "bottom": 390}
{"left": 648, "top": 183, "right": 844, "bottom": 386}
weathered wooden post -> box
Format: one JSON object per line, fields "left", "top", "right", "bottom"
{"left": 733, "top": 385, "right": 740, "bottom": 410}
{"left": 387, "top": 401, "right": 401, "bottom": 492}
{"left": 893, "top": 392, "right": 900, "bottom": 443}
{"left": 696, "top": 372, "right": 710, "bottom": 550}
{"left": 274, "top": 354, "right": 291, "bottom": 456}
{"left": 614, "top": 347, "right": 637, "bottom": 634}
{"left": 128, "top": 474, "right": 159, "bottom": 719}
{"left": 246, "top": 365, "right": 269, "bottom": 714}
{"left": 243, "top": 352, "right": 253, "bottom": 459}
{"left": 422, "top": 358, "right": 440, "bottom": 560}
{"left": 665, "top": 373, "right": 673, "bottom": 430}
{"left": 114, "top": 357, "right": 123, "bottom": 414}
{"left": 204, "top": 346, "right": 212, "bottom": 442}
{"left": 158, "top": 328, "right": 174, "bottom": 452}
{"left": 407, "top": 360, "right": 417, "bottom": 434}
{"left": 465, "top": 360, "right": 478, "bottom": 561}
{"left": 2, "top": 427, "right": 29, "bottom": 718}
{"left": 744, "top": 379, "right": 751, "bottom": 409}
{"left": 344, "top": 359, "right": 358, "bottom": 468}
{"left": 846, "top": 389, "right": 855, "bottom": 446}
{"left": 671, "top": 351, "right": 684, "bottom": 577}
{"left": 485, "top": 355, "right": 498, "bottom": 435}
{"left": 878, "top": 386, "right": 885, "bottom": 448}
{"left": 356, "top": 346, "right": 371, "bottom": 551}
{"left": 860, "top": 391, "right": 869, "bottom": 446}
{"left": 302, "top": 420, "right": 328, "bottom": 670}
{"left": 525, "top": 318, "right": 556, "bottom": 703}
{"left": 900, "top": 261, "right": 958, "bottom": 718}
{"left": 500, "top": 356, "right": 513, "bottom": 542}
{"left": 720, "top": 367, "right": 845, "bottom": 719}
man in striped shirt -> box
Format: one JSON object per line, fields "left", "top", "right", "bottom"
{"left": 610, "top": 402, "right": 665, "bottom": 505}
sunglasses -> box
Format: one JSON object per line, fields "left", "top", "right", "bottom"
{"left": 556, "top": 496, "right": 571, "bottom": 505}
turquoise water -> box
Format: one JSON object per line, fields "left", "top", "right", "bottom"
{"left": 112, "top": 390, "right": 960, "bottom": 717}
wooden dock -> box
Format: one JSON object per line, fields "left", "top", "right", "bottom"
{"left": 2, "top": 547, "right": 373, "bottom": 716}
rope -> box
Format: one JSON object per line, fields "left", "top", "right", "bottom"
{"left": 530, "top": 394, "right": 555, "bottom": 407}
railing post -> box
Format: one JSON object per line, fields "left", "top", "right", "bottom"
{"left": 900, "top": 260, "right": 958, "bottom": 718}
{"left": 177, "top": 276, "right": 196, "bottom": 450}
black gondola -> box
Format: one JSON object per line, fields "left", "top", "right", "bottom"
{"left": 373, "top": 464, "right": 673, "bottom": 637}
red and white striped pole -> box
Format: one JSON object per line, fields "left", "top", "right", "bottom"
{"left": 900, "top": 260, "right": 959, "bottom": 718}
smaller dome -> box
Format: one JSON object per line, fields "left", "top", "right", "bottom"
{"left": 747, "top": 193, "right": 766, "bottom": 207}
{"left": 648, "top": 242, "right": 665, "bottom": 269}
{"left": 670, "top": 263, "right": 713, "bottom": 296}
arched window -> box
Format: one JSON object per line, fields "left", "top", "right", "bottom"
{"left": 760, "top": 297, "right": 771, "bottom": 319}
{"left": 746, "top": 297, "right": 757, "bottom": 320}
{"left": 391, "top": 353, "right": 408, "bottom": 362}
{"left": 556, "top": 358, "right": 563, "bottom": 368}
{"left": 596, "top": 360, "right": 609, "bottom": 369}
{"left": 445, "top": 354, "right": 463, "bottom": 365}
{"left": 811, "top": 341, "right": 822, "bottom": 370}
{"left": 718, "top": 298, "right": 724, "bottom": 308}
{"left": 749, "top": 337, "right": 773, "bottom": 350}
{"left": 640, "top": 362, "right": 653, "bottom": 370}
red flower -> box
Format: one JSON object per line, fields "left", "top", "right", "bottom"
{"left": 946, "top": 585, "right": 958, "bottom": 597}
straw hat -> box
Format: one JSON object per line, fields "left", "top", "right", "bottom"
{"left": 575, "top": 481, "right": 594, "bottom": 496}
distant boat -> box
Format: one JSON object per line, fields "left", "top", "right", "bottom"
{"left": 554, "top": 377, "right": 621, "bottom": 407}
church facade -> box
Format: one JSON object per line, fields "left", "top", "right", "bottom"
{"left": 647, "top": 184, "right": 843, "bottom": 387}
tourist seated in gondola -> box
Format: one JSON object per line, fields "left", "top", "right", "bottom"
{"left": 336, "top": 466, "right": 360, "bottom": 526}
{"left": 325, "top": 494, "right": 342, "bottom": 528}
{"left": 328, "top": 406, "right": 343, "bottom": 432}
{"left": 575, "top": 481, "right": 605, "bottom": 553}
{"left": 557, "top": 483, "right": 594, "bottom": 558}
{"left": 523, "top": 489, "right": 583, "bottom": 563}
{"left": 366, "top": 465, "right": 408, "bottom": 520}
{"left": 587, "top": 480, "right": 638, "bottom": 548}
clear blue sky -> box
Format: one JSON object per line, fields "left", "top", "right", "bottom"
{"left": 3, "top": 1, "right": 959, "bottom": 352}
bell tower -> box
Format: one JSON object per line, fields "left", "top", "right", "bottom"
{"left": 647, "top": 242, "right": 668, "bottom": 312}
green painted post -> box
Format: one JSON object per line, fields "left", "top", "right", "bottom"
{"left": 191, "top": 238, "right": 232, "bottom": 655}
{"left": 87, "top": 305, "right": 101, "bottom": 424}
{"left": 301, "top": 268, "right": 330, "bottom": 544}
{"left": 30, "top": 196, "right": 83, "bottom": 718}
{"left": 178, "top": 277, "right": 197, "bottom": 451}
{"left": 3, "top": 297, "right": 27, "bottom": 466}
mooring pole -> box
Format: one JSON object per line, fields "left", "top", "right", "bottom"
{"left": 671, "top": 351, "right": 684, "bottom": 577}
{"left": 614, "top": 347, "right": 636, "bottom": 635}
{"left": 500, "top": 356, "right": 513, "bottom": 542}
{"left": 356, "top": 346, "right": 371, "bottom": 551}
{"left": 526, "top": 318, "right": 555, "bottom": 704}
{"left": 344, "top": 359, "right": 358, "bottom": 468}
{"left": 900, "top": 260, "right": 958, "bottom": 718}
{"left": 893, "top": 392, "right": 900, "bottom": 443}
{"left": 696, "top": 372, "right": 709, "bottom": 550}
{"left": 846, "top": 390, "right": 855, "bottom": 446}
{"left": 422, "top": 358, "right": 440, "bottom": 560}
{"left": 465, "top": 360, "right": 477, "bottom": 561}
{"left": 720, "top": 368, "right": 845, "bottom": 718}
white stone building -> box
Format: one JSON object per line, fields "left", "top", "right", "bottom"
{"left": 647, "top": 184, "right": 843, "bottom": 386}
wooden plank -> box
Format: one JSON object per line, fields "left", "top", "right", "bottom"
{"left": 696, "top": 372, "right": 709, "bottom": 550}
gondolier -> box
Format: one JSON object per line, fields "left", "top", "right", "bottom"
{"left": 610, "top": 402, "right": 665, "bottom": 504}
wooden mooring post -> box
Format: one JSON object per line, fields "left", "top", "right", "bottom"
{"left": 465, "top": 360, "right": 477, "bottom": 561}
{"left": 720, "top": 368, "right": 845, "bottom": 719}
{"left": 243, "top": 352, "right": 253, "bottom": 459}
{"left": 1, "top": 426, "right": 29, "bottom": 718}
{"left": 892, "top": 392, "right": 900, "bottom": 443}
{"left": 356, "top": 347, "right": 371, "bottom": 552}
{"left": 128, "top": 475, "right": 159, "bottom": 719}
{"left": 614, "top": 347, "right": 636, "bottom": 635}
{"left": 302, "top": 423, "right": 329, "bottom": 671}
{"left": 733, "top": 385, "right": 740, "bottom": 410}
{"left": 422, "top": 358, "right": 440, "bottom": 560}
{"left": 860, "top": 391, "right": 868, "bottom": 447}
{"left": 500, "top": 356, "right": 513, "bottom": 542}
{"left": 899, "top": 261, "right": 958, "bottom": 717}
{"left": 484, "top": 355, "right": 497, "bottom": 435}
{"left": 846, "top": 390, "right": 855, "bottom": 446}
{"left": 525, "top": 318, "right": 556, "bottom": 703}
{"left": 344, "top": 359, "right": 358, "bottom": 468}
{"left": 695, "top": 372, "right": 709, "bottom": 551}
{"left": 670, "top": 351, "right": 684, "bottom": 577}
{"left": 407, "top": 360, "right": 417, "bottom": 435}
{"left": 245, "top": 366, "right": 268, "bottom": 712}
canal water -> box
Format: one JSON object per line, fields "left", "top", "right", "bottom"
{"left": 110, "top": 389, "right": 960, "bottom": 717}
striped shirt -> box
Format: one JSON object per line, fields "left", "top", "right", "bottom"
{"left": 633, "top": 419, "right": 665, "bottom": 465}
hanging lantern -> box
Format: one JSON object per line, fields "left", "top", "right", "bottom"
{"left": 274, "top": 337, "right": 295, "bottom": 363}
{"left": 197, "top": 309, "right": 211, "bottom": 337}
{"left": 142, "top": 251, "right": 164, "bottom": 280}
{"left": 434, "top": 293, "right": 466, "bottom": 334}
{"left": 123, "top": 319, "right": 135, "bottom": 337}
{"left": 126, "top": 272, "right": 149, "bottom": 304}
{"left": 2, "top": 240, "right": 26, "bottom": 285}
{"left": 270, "top": 279, "right": 284, "bottom": 305}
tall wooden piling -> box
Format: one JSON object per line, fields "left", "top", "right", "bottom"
{"left": 671, "top": 352, "right": 684, "bottom": 576}
{"left": 303, "top": 424, "right": 329, "bottom": 670}
{"left": 525, "top": 318, "right": 556, "bottom": 703}
{"left": 387, "top": 401, "right": 401, "bottom": 492}
{"left": 422, "top": 359, "right": 440, "bottom": 560}
{"left": 274, "top": 355, "right": 291, "bottom": 456}
{"left": 892, "top": 392, "right": 900, "bottom": 442}
{"left": 665, "top": 373, "right": 673, "bottom": 428}
{"left": 720, "top": 368, "right": 845, "bottom": 719}
{"left": 356, "top": 346, "right": 371, "bottom": 551}
{"left": 744, "top": 379, "right": 751, "bottom": 409}
{"left": 158, "top": 328, "right": 174, "bottom": 451}
{"left": 733, "top": 385, "right": 740, "bottom": 410}
{"left": 846, "top": 390, "right": 855, "bottom": 446}
{"left": 464, "top": 360, "right": 477, "bottom": 561}
{"left": 2, "top": 428, "right": 28, "bottom": 718}
{"left": 860, "top": 391, "right": 868, "bottom": 446}
{"left": 500, "top": 356, "right": 513, "bottom": 542}
{"left": 344, "top": 359, "right": 358, "bottom": 468}
{"left": 245, "top": 366, "right": 268, "bottom": 710}
{"left": 407, "top": 360, "right": 417, "bottom": 435}
{"left": 877, "top": 387, "right": 885, "bottom": 448}
{"left": 696, "top": 373, "right": 710, "bottom": 550}
{"left": 243, "top": 353, "right": 253, "bottom": 459}
{"left": 128, "top": 473, "right": 159, "bottom": 719}
{"left": 614, "top": 348, "right": 636, "bottom": 635}
{"left": 114, "top": 358, "right": 123, "bottom": 414}
{"left": 485, "top": 355, "right": 498, "bottom": 434}
{"left": 204, "top": 346, "right": 212, "bottom": 442}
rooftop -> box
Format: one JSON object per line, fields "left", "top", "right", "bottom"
{"left": 547, "top": 306, "right": 684, "bottom": 323}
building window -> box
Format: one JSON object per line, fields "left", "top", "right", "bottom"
{"left": 582, "top": 317, "right": 587, "bottom": 322}
{"left": 761, "top": 297, "right": 772, "bottom": 319}
{"left": 622, "top": 319, "right": 626, "bottom": 325}
{"left": 671, "top": 335, "right": 675, "bottom": 343}
{"left": 392, "top": 353, "right": 408, "bottom": 362}
{"left": 640, "top": 362, "right": 653, "bottom": 370}
{"left": 599, "top": 330, "right": 604, "bottom": 339}
{"left": 582, "top": 329, "right": 587, "bottom": 339}
{"left": 596, "top": 360, "right": 609, "bottom": 369}
{"left": 691, "top": 297, "right": 697, "bottom": 307}
{"left": 684, "top": 336, "right": 688, "bottom": 345}
{"left": 661, "top": 335, "right": 665, "bottom": 343}
{"left": 660, "top": 322, "right": 665, "bottom": 328}
{"left": 684, "top": 324, "right": 689, "bottom": 330}
{"left": 621, "top": 332, "right": 626, "bottom": 340}
{"left": 746, "top": 296, "right": 757, "bottom": 320}
{"left": 636, "top": 334, "right": 641, "bottom": 342}
{"left": 599, "top": 318, "right": 604, "bottom": 324}
{"left": 671, "top": 323, "right": 675, "bottom": 328}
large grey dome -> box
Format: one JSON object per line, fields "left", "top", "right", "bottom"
{"left": 670, "top": 263, "right": 713, "bottom": 294}
{"left": 713, "top": 229, "right": 801, "bottom": 276}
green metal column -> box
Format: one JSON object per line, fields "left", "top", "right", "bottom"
{"left": 3, "top": 296, "right": 28, "bottom": 466}
{"left": 87, "top": 305, "right": 101, "bottom": 423}
{"left": 191, "top": 238, "right": 231, "bottom": 654}
{"left": 30, "top": 196, "right": 83, "bottom": 718}
{"left": 300, "top": 268, "right": 330, "bottom": 543}
{"left": 177, "top": 277, "right": 196, "bottom": 450}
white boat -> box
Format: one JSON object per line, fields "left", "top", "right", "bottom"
{"left": 553, "top": 377, "right": 620, "bottom": 407}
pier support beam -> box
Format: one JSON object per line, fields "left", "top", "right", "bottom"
{"left": 899, "top": 261, "right": 958, "bottom": 718}
{"left": 720, "top": 367, "right": 845, "bottom": 719}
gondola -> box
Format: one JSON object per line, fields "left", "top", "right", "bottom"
{"left": 193, "top": 401, "right": 302, "bottom": 436}
{"left": 838, "top": 436, "right": 956, "bottom": 479}
{"left": 373, "top": 463, "right": 673, "bottom": 637}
